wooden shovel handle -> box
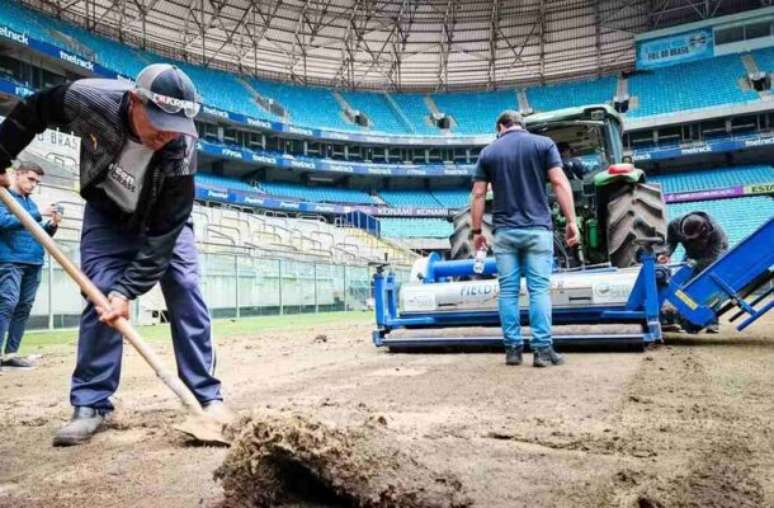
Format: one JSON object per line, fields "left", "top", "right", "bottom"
{"left": 0, "top": 188, "right": 204, "bottom": 416}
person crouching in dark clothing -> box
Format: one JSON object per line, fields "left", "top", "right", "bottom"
{"left": 659, "top": 212, "right": 728, "bottom": 273}
{"left": 658, "top": 211, "right": 728, "bottom": 332}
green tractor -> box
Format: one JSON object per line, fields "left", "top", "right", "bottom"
{"left": 449, "top": 105, "right": 668, "bottom": 268}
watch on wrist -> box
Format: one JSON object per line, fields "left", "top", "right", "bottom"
{"left": 469, "top": 228, "right": 482, "bottom": 239}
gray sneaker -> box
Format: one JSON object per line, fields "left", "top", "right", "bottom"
{"left": 53, "top": 407, "right": 113, "bottom": 447}
{"left": 202, "top": 400, "right": 236, "bottom": 426}
{"left": 533, "top": 347, "right": 565, "bottom": 368}
{"left": 2, "top": 356, "right": 35, "bottom": 369}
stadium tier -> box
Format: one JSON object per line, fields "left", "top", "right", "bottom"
{"left": 195, "top": 173, "right": 256, "bottom": 193}
{"left": 246, "top": 78, "right": 346, "bottom": 128}
{"left": 339, "top": 90, "right": 408, "bottom": 134}
{"left": 430, "top": 189, "right": 470, "bottom": 208}
{"left": 526, "top": 76, "right": 618, "bottom": 113}
{"left": 257, "top": 181, "right": 376, "bottom": 205}
{"left": 389, "top": 94, "right": 441, "bottom": 136}
{"left": 650, "top": 165, "right": 774, "bottom": 193}
{"left": 431, "top": 90, "right": 518, "bottom": 135}
{"left": 2, "top": 0, "right": 774, "bottom": 135}
{"left": 379, "top": 218, "right": 454, "bottom": 239}
{"left": 627, "top": 54, "right": 757, "bottom": 117}
{"left": 379, "top": 190, "right": 444, "bottom": 208}
{"left": 752, "top": 46, "right": 774, "bottom": 72}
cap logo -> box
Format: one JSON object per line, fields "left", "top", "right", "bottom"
{"left": 151, "top": 92, "right": 196, "bottom": 110}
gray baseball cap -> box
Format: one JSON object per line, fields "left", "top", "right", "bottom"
{"left": 134, "top": 64, "right": 200, "bottom": 138}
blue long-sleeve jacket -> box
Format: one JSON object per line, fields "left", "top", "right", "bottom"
{"left": 0, "top": 189, "right": 57, "bottom": 265}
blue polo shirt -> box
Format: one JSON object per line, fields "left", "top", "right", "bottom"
{"left": 473, "top": 128, "right": 562, "bottom": 231}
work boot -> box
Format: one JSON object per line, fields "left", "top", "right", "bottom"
{"left": 203, "top": 400, "right": 236, "bottom": 426}
{"left": 505, "top": 345, "right": 524, "bottom": 366}
{"left": 2, "top": 356, "right": 35, "bottom": 369}
{"left": 52, "top": 407, "right": 113, "bottom": 447}
{"left": 533, "top": 347, "right": 565, "bottom": 368}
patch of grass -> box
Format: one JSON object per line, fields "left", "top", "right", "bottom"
{"left": 20, "top": 311, "right": 373, "bottom": 353}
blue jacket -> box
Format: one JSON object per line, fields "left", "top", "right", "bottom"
{"left": 0, "top": 189, "right": 57, "bottom": 265}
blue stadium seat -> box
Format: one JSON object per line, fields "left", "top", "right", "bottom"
{"left": 258, "top": 181, "right": 375, "bottom": 205}
{"left": 249, "top": 79, "right": 351, "bottom": 131}
{"left": 379, "top": 218, "right": 453, "bottom": 238}
{"left": 431, "top": 89, "right": 517, "bottom": 135}
{"left": 379, "top": 190, "right": 443, "bottom": 208}
{"left": 431, "top": 189, "right": 469, "bottom": 208}
{"left": 390, "top": 94, "right": 442, "bottom": 135}
{"left": 176, "top": 63, "right": 274, "bottom": 120}
{"left": 340, "top": 90, "right": 408, "bottom": 134}
{"left": 751, "top": 46, "right": 774, "bottom": 72}
{"left": 195, "top": 173, "right": 256, "bottom": 193}
{"left": 649, "top": 165, "right": 774, "bottom": 193}
{"left": 526, "top": 76, "right": 617, "bottom": 112}
{"left": 628, "top": 54, "right": 757, "bottom": 117}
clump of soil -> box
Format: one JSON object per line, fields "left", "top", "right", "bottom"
{"left": 215, "top": 413, "right": 471, "bottom": 507}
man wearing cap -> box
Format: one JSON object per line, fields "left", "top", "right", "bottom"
{"left": 659, "top": 211, "right": 728, "bottom": 272}
{"left": 0, "top": 64, "right": 231, "bottom": 445}
{"left": 471, "top": 110, "right": 579, "bottom": 367}
{"left": 659, "top": 211, "right": 728, "bottom": 332}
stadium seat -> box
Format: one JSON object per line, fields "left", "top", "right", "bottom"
{"left": 649, "top": 165, "right": 774, "bottom": 193}
{"left": 431, "top": 89, "right": 517, "bottom": 135}
{"left": 431, "top": 189, "right": 469, "bottom": 208}
{"left": 390, "top": 94, "right": 443, "bottom": 135}
{"left": 248, "top": 79, "right": 351, "bottom": 131}
{"left": 379, "top": 190, "right": 443, "bottom": 208}
{"left": 628, "top": 54, "right": 757, "bottom": 117}
{"left": 258, "top": 181, "right": 376, "bottom": 205}
{"left": 339, "top": 91, "right": 409, "bottom": 134}
{"left": 526, "top": 76, "right": 617, "bottom": 112}
{"left": 196, "top": 173, "right": 257, "bottom": 193}
{"left": 379, "top": 218, "right": 453, "bottom": 238}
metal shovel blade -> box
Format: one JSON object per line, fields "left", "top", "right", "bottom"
{"left": 173, "top": 414, "right": 232, "bottom": 446}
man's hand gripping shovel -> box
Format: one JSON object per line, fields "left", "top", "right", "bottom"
{"left": 0, "top": 187, "right": 230, "bottom": 445}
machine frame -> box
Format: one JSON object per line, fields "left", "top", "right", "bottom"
{"left": 373, "top": 218, "right": 774, "bottom": 350}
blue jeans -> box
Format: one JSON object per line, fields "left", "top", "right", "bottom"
{"left": 71, "top": 204, "right": 222, "bottom": 409}
{"left": 0, "top": 262, "right": 42, "bottom": 355}
{"left": 493, "top": 228, "right": 554, "bottom": 349}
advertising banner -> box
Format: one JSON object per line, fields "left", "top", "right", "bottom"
{"left": 636, "top": 28, "right": 714, "bottom": 70}
{"left": 663, "top": 181, "right": 774, "bottom": 203}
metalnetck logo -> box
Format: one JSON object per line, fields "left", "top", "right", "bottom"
{"left": 0, "top": 26, "right": 29, "bottom": 46}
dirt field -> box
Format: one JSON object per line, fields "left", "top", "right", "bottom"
{"left": 1, "top": 312, "right": 774, "bottom": 507}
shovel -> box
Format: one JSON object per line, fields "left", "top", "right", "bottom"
{"left": 0, "top": 187, "right": 229, "bottom": 445}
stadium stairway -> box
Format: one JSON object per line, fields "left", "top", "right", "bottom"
{"left": 337, "top": 225, "right": 419, "bottom": 267}
{"left": 383, "top": 93, "right": 417, "bottom": 134}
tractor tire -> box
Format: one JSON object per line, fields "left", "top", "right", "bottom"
{"left": 449, "top": 206, "right": 494, "bottom": 260}
{"left": 606, "top": 183, "right": 668, "bottom": 268}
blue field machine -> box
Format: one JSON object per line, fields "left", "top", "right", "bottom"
{"left": 373, "top": 218, "right": 774, "bottom": 349}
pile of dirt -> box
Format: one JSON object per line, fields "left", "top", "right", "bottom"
{"left": 214, "top": 412, "right": 471, "bottom": 507}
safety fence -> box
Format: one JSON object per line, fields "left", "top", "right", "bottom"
{"left": 27, "top": 239, "right": 410, "bottom": 330}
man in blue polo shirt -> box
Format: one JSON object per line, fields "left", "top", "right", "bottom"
{"left": 0, "top": 162, "right": 60, "bottom": 371}
{"left": 470, "top": 110, "right": 578, "bottom": 367}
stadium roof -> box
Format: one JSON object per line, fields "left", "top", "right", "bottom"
{"left": 20, "top": 0, "right": 767, "bottom": 90}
